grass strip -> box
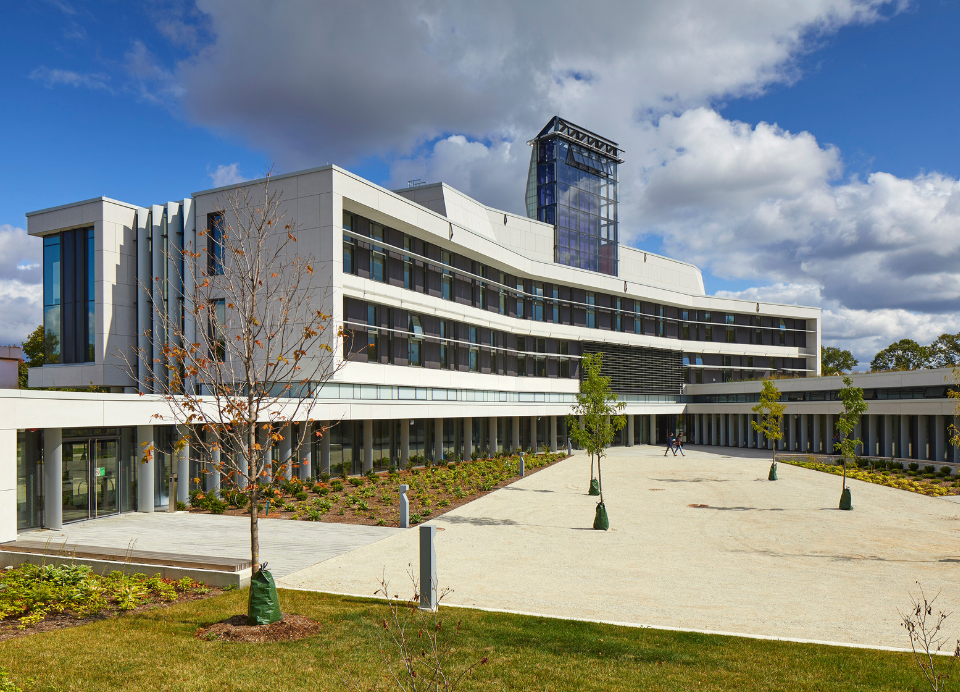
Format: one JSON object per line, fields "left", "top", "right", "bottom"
{"left": 0, "top": 589, "right": 946, "bottom": 691}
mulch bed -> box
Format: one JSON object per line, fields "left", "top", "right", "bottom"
{"left": 189, "top": 453, "right": 570, "bottom": 527}
{"left": 0, "top": 587, "right": 224, "bottom": 642}
{"left": 195, "top": 614, "right": 321, "bottom": 642}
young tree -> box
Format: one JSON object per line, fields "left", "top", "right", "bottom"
{"left": 127, "top": 172, "right": 340, "bottom": 616}
{"left": 870, "top": 339, "right": 930, "bottom": 372}
{"left": 821, "top": 345, "right": 858, "bottom": 376}
{"left": 18, "top": 325, "right": 44, "bottom": 389}
{"left": 835, "top": 375, "right": 867, "bottom": 510}
{"left": 751, "top": 378, "right": 785, "bottom": 480}
{"left": 566, "top": 352, "right": 625, "bottom": 529}
{"left": 929, "top": 332, "right": 960, "bottom": 369}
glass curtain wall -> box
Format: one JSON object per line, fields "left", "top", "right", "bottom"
{"left": 16, "top": 431, "right": 42, "bottom": 529}
{"left": 527, "top": 118, "right": 622, "bottom": 276}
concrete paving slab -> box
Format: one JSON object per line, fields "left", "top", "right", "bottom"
{"left": 20, "top": 512, "right": 402, "bottom": 578}
{"left": 278, "top": 445, "right": 960, "bottom": 649}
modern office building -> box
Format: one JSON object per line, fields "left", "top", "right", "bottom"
{"left": 7, "top": 118, "right": 826, "bottom": 542}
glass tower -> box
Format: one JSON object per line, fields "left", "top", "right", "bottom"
{"left": 525, "top": 117, "right": 623, "bottom": 276}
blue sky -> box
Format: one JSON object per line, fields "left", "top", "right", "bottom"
{"left": 2, "top": 1, "right": 960, "bottom": 361}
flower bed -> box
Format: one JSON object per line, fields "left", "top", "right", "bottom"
{"left": 778, "top": 456, "right": 960, "bottom": 497}
{"left": 0, "top": 563, "right": 215, "bottom": 640}
{"left": 188, "top": 452, "right": 569, "bottom": 527}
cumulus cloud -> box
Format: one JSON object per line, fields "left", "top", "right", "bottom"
{"left": 208, "top": 163, "right": 246, "bottom": 187}
{"left": 0, "top": 225, "right": 42, "bottom": 346}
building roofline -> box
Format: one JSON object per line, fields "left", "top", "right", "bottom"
{"left": 26, "top": 196, "right": 142, "bottom": 217}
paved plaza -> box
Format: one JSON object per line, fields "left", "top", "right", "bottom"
{"left": 278, "top": 445, "right": 960, "bottom": 650}
{"left": 22, "top": 511, "right": 402, "bottom": 578}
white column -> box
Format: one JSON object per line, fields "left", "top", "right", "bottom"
{"left": 489, "top": 416, "right": 498, "bottom": 455}
{"left": 0, "top": 430, "right": 14, "bottom": 541}
{"left": 434, "top": 418, "right": 444, "bottom": 462}
{"left": 935, "top": 416, "right": 946, "bottom": 463}
{"left": 43, "top": 428, "right": 63, "bottom": 529}
{"left": 512, "top": 416, "right": 521, "bottom": 452}
{"left": 463, "top": 417, "right": 473, "bottom": 459}
{"left": 262, "top": 427, "right": 273, "bottom": 484}
{"left": 883, "top": 415, "right": 894, "bottom": 457}
{"left": 530, "top": 416, "right": 538, "bottom": 452}
{"left": 799, "top": 414, "right": 808, "bottom": 453}
{"left": 237, "top": 444, "right": 249, "bottom": 489}
{"left": 866, "top": 415, "right": 877, "bottom": 458}
{"left": 719, "top": 414, "right": 726, "bottom": 447}
{"left": 136, "top": 425, "right": 154, "bottom": 512}
{"left": 400, "top": 419, "right": 410, "bottom": 468}
{"left": 709, "top": 414, "right": 716, "bottom": 446}
{"left": 813, "top": 414, "right": 822, "bottom": 454}
{"left": 176, "top": 426, "right": 189, "bottom": 503}
{"left": 694, "top": 415, "right": 700, "bottom": 445}
{"left": 151, "top": 205, "right": 167, "bottom": 393}
{"left": 737, "top": 414, "right": 744, "bottom": 448}
{"left": 550, "top": 416, "right": 558, "bottom": 452}
{"left": 626, "top": 414, "right": 634, "bottom": 447}
{"left": 297, "top": 422, "right": 312, "bottom": 481}
{"left": 207, "top": 439, "right": 221, "bottom": 493}
{"left": 278, "top": 423, "right": 293, "bottom": 480}
{"left": 649, "top": 415, "right": 656, "bottom": 445}
{"left": 917, "top": 416, "right": 928, "bottom": 461}
{"left": 364, "top": 419, "right": 374, "bottom": 473}
{"left": 826, "top": 414, "right": 836, "bottom": 455}
{"left": 320, "top": 422, "right": 331, "bottom": 475}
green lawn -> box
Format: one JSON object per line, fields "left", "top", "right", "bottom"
{"left": 0, "top": 589, "right": 946, "bottom": 692}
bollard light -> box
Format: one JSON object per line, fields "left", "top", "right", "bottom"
{"left": 399, "top": 484, "right": 410, "bottom": 528}
{"left": 519, "top": 454, "right": 525, "bottom": 477}
{"left": 169, "top": 473, "right": 178, "bottom": 513}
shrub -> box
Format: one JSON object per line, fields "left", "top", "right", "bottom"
{"left": 320, "top": 472, "right": 331, "bottom": 483}
{"left": 409, "top": 512, "right": 423, "bottom": 525}
{"left": 941, "top": 466, "right": 953, "bottom": 477}
{"left": 307, "top": 509, "right": 321, "bottom": 521}
{"left": 377, "top": 518, "right": 386, "bottom": 526}
{"left": 331, "top": 480, "right": 344, "bottom": 492}
{"left": 175, "top": 501, "right": 187, "bottom": 511}
{"left": 438, "top": 499, "right": 450, "bottom": 507}
{"left": 295, "top": 491, "right": 308, "bottom": 501}
{"left": 348, "top": 477, "right": 365, "bottom": 487}
{"left": 909, "top": 462, "right": 920, "bottom": 472}
{"left": 924, "top": 465, "right": 936, "bottom": 475}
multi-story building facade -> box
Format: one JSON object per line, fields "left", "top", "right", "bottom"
{"left": 7, "top": 119, "right": 823, "bottom": 542}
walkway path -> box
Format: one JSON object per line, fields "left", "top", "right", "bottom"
{"left": 279, "top": 445, "right": 960, "bottom": 649}
{"left": 22, "top": 512, "right": 402, "bottom": 578}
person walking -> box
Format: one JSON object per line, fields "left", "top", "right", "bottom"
{"left": 675, "top": 431, "right": 686, "bottom": 456}
{"left": 664, "top": 432, "right": 677, "bottom": 456}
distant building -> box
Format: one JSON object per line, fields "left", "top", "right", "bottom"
{"left": 0, "top": 346, "right": 21, "bottom": 389}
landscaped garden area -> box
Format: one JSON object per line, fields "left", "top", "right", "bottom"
{"left": 187, "top": 451, "right": 569, "bottom": 526}
{"left": 0, "top": 587, "right": 948, "bottom": 691}
{"left": 779, "top": 455, "right": 960, "bottom": 497}
{"left": 0, "top": 563, "right": 217, "bottom": 641}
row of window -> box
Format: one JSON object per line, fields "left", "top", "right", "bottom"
{"left": 341, "top": 211, "right": 808, "bottom": 350}
{"left": 691, "top": 386, "right": 954, "bottom": 404}
{"left": 42, "top": 229, "right": 95, "bottom": 364}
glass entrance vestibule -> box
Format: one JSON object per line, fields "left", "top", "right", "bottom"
{"left": 61, "top": 433, "right": 120, "bottom": 523}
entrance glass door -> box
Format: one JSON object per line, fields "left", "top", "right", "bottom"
{"left": 61, "top": 437, "right": 120, "bottom": 523}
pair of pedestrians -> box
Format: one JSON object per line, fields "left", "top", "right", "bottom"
{"left": 664, "top": 432, "right": 685, "bottom": 456}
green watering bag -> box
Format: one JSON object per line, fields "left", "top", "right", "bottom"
{"left": 248, "top": 564, "right": 282, "bottom": 625}
{"left": 588, "top": 478, "right": 601, "bottom": 496}
{"left": 594, "top": 502, "right": 610, "bottom": 531}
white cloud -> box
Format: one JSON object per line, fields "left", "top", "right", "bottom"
{"left": 0, "top": 225, "right": 42, "bottom": 284}
{"left": 208, "top": 163, "right": 246, "bottom": 187}
{"left": 29, "top": 66, "right": 109, "bottom": 91}
{"left": 0, "top": 225, "right": 42, "bottom": 347}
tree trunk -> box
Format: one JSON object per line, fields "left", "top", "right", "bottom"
{"left": 250, "top": 483, "right": 259, "bottom": 570}
{"left": 842, "top": 457, "right": 847, "bottom": 491}
{"left": 590, "top": 453, "right": 594, "bottom": 480}
{"left": 597, "top": 454, "right": 603, "bottom": 504}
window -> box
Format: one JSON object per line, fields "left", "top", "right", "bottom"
{"left": 516, "top": 336, "right": 526, "bottom": 376}
{"left": 657, "top": 304, "right": 665, "bottom": 337}
{"left": 586, "top": 292, "right": 596, "bottom": 328}
{"left": 209, "top": 299, "right": 225, "bottom": 361}
{"left": 704, "top": 312, "right": 712, "bottom": 341}
{"left": 402, "top": 238, "right": 413, "bottom": 289}
{"left": 516, "top": 279, "right": 525, "bottom": 318}
{"left": 490, "top": 331, "right": 499, "bottom": 374}
{"left": 207, "top": 212, "right": 224, "bottom": 275}
{"left": 499, "top": 272, "right": 507, "bottom": 315}
{"left": 408, "top": 315, "right": 423, "bottom": 366}
{"left": 43, "top": 235, "right": 61, "bottom": 364}
{"left": 440, "top": 321, "right": 451, "bottom": 369}
{"left": 681, "top": 310, "right": 690, "bottom": 340}
{"left": 532, "top": 282, "right": 544, "bottom": 322}
{"left": 342, "top": 212, "right": 355, "bottom": 275}
{"left": 468, "top": 327, "right": 479, "bottom": 372}
{"left": 472, "top": 261, "right": 483, "bottom": 308}
{"left": 779, "top": 319, "right": 787, "bottom": 346}
{"left": 535, "top": 338, "right": 546, "bottom": 377}
{"left": 370, "top": 224, "right": 386, "bottom": 283}
{"left": 46, "top": 227, "right": 95, "bottom": 364}
{"left": 551, "top": 286, "right": 559, "bottom": 323}
{"left": 367, "top": 305, "right": 379, "bottom": 362}
{"left": 751, "top": 316, "right": 762, "bottom": 345}
{"left": 559, "top": 340, "right": 570, "bottom": 378}
{"left": 614, "top": 298, "right": 622, "bottom": 332}
{"left": 441, "top": 251, "right": 453, "bottom": 301}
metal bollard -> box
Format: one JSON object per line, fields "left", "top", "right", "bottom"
{"left": 567, "top": 439, "right": 572, "bottom": 456}
{"left": 399, "top": 484, "right": 410, "bottom": 529}
{"left": 519, "top": 454, "right": 525, "bottom": 477}
{"left": 419, "top": 524, "right": 437, "bottom": 611}
{"left": 168, "top": 473, "right": 178, "bottom": 513}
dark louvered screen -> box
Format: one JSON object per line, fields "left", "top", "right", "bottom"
{"left": 580, "top": 341, "right": 682, "bottom": 395}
